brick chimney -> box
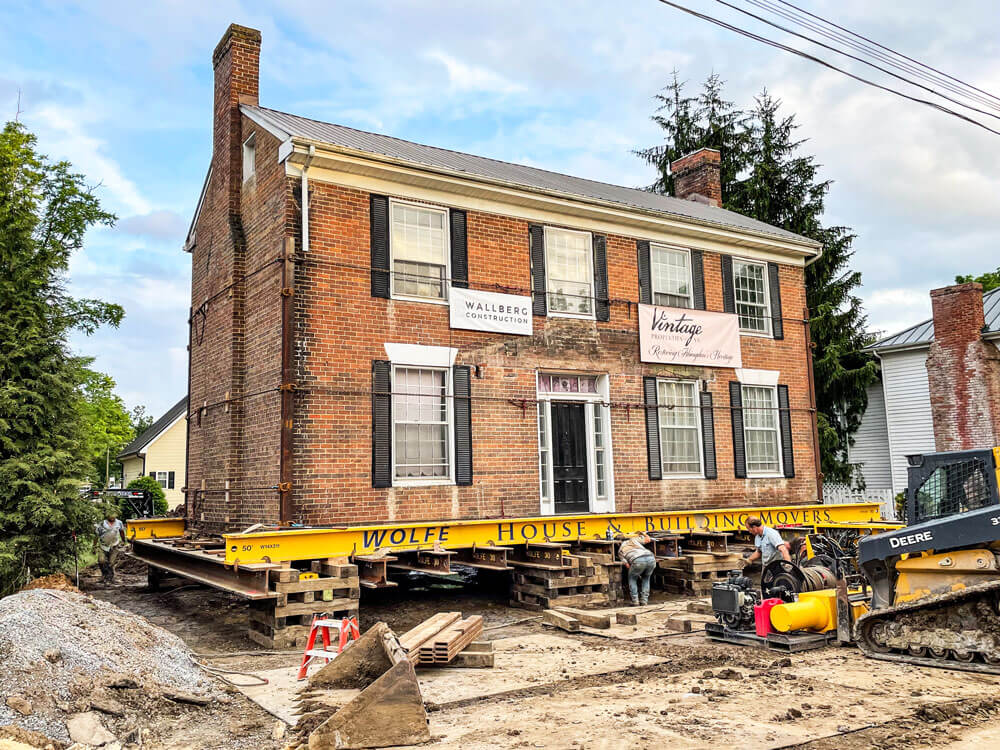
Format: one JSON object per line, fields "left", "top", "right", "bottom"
{"left": 670, "top": 148, "right": 722, "bottom": 207}
{"left": 213, "top": 24, "right": 260, "bottom": 211}
{"left": 925, "top": 282, "right": 1000, "bottom": 451}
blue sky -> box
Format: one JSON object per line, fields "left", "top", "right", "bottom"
{"left": 2, "top": 1, "right": 998, "bottom": 417}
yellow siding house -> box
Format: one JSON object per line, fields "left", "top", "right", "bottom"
{"left": 118, "top": 396, "right": 188, "bottom": 508}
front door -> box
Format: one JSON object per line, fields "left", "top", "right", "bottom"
{"left": 551, "top": 402, "right": 589, "bottom": 513}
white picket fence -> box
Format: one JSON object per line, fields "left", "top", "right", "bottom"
{"left": 823, "top": 483, "right": 897, "bottom": 520}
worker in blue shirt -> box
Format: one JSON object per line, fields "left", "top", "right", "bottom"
{"left": 742, "top": 516, "right": 791, "bottom": 568}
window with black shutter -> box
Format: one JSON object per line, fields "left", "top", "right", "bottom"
{"left": 637, "top": 240, "right": 652, "bottom": 305}
{"left": 691, "top": 250, "right": 706, "bottom": 310}
{"left": 721, "top": 255, "right": 736, "bottom": 314}
{"left": 767, "top": 261, "right": 784, "bottom": 340}
{"left": 529, "top": 224, "right": 546, "bottom": 316}
{"left": 168, "top": 471, "right": 175, "bottom": 490}
{"left": 700, "top": 391, "right": 717, "bottom": 479}
{"left": 593, "top": 234, "right": 609, "bottom": 321}
{"left": 370, "top": 195, "right": 390, "bottom": 298}
{"left": 777, "top": 384, "right": 795, "bottom": 478}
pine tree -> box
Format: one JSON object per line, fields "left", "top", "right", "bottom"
{"left": 0, "top": 122, "right": 122, "bottom": 593}
{"left": 638, "top": 80, "right": 877, "bottom": 484}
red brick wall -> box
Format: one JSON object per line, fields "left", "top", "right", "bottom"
{"left": 287, "top": 181, "right": 818, "bottom": 526}
{"left": 926, "top": 283, "right": 1000, "bottom": 450}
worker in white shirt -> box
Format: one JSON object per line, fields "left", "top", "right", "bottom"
{"left": 620, "top": 533, "right": 656, "bottom": 606}
{"left": 94, "top": 511, "right": 127, "bottom": 584}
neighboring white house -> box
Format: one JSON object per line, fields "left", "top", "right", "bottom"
{"left": 853, "top": 287, "right": 1000, "bottom": 494}
{"left": 118, "top": 396, "right": 188, "bottom": 508}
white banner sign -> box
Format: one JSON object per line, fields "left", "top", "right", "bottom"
{"left": 449, "top": 287, "right": 533, "bottom": 336}
{"left": 638, "top": 304, "right": 742, "bottom": 368}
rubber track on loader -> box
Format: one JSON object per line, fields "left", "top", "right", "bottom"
{"left": 856, "top": 579, "right": 1000, "bottom": 675}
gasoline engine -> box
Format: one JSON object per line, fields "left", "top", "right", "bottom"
{"left": 710, "top": 570, "right": 761, "bottom": 630}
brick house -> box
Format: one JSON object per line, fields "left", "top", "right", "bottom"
{"left": 182, "top": 24, "right": 823, "bottom": 533}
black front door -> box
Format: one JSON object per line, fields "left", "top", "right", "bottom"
{"left": 552, "top": 402, "right": 589, "bottom": 513}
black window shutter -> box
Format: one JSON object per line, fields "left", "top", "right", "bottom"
{"left": 637, "top": 240, "right": 652, "bottom": 305}
{"left": 168, "top": 471, "right": 175, "bottom": 490}
{"left": 691, "top": 250, "right": 706, "bottom": 310}
{"left": 450, "top": 209, "right": 469, "bottom": 289}
{"left": 777, "top": 384, "right": 795, "bottom": 478}
{"left": 767, "top": 261, "right": 784, "bottom": 340}
{"left": 729, "top": 381, "right": 747, "bottom": 479}
{"left": 453, "top": 365, "right": 473, "bottom": 486}
{"left": 372, "top": 360, "right": 392, "bottom": 488}
{"left": 370, "top": 195, "right": 390, "bottom": 298}
{"left": 700, "top": 391, "right": 717, "bottom": 479}
{"left": 643, "top": 377, "right": 662, "bottom": 480}
{"left": 529, "top": 224, "right": 547, "bottom": 316}
{"left": 721, "top": 255, "right": 735, "bottom": 314}
{"left": 593, "top": 234, "right": 610, "bottom": 321}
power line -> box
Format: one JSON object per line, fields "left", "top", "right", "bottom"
{"left": 713, "top": 0, "right": 1000, "bottom": 122}
{"left": 774, "top": 0, "right": 1000, "bottom": 108}
{"left": 653, "top": 0, "right": 1000, "bottom": 137}
{"left": 740, "top": 0, "right": 1000, "bottom": 114}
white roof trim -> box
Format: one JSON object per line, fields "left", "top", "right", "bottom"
{"left": 183, "top": 165, "right": 212, "bottom": 253}
{"left": 124, "top": 412, "right": 186, "bottom": 458}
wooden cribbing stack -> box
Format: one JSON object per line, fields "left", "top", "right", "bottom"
{"left": 399, "top": 612, "right": 492, "bottom": 668}
{"left": 247, "top": 561, "right": 361, "bottom": 649}
{"left": 655, "top": 550, "right": 742, "bottom": 596}
{"left": 508, "top": 542, "right": 612, "bottom": 610}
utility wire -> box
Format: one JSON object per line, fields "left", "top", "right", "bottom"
{"left": 740, "top": 0, "right": 1000, "bottom": 114}
{"left": 653, "top": 0, "right": 1000, "bottom": 137}
{"left": 774, "top": 0, "right": 1000, "bottom": 108}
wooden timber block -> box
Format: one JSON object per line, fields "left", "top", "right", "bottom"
{"left": 615, "top": 611, "right": 638, "bottom": 625}
{"left": 271, "top": 567, "right": 299, "bottom": 583}
{"left": 310, "top": 561, "right": 360, "bottom": 578}
{"left": 543, "top": 609, "right": 581, "bottom": 633}
{"left": 571, "top": 550, "right": 614, "bottom": 565}
{"left": 687, "top": 601, "right": 715, "bottom": 615}
{"left": 273, "top": 575, "right": 360, "bottom": 594}
{"left": 665, "top": 617, "right": 694, "bottom": 633}
{"left": 555, "top": 607, "right": 612, "bottom": 629}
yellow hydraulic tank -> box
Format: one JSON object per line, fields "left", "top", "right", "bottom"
{"left": 770, "top": 589, "right": 838, "bottom": 633}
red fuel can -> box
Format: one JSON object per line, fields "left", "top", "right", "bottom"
{"left": 754, "top": 597, "right": 784, "bottom": 637}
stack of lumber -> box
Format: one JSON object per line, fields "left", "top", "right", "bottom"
{"left": 570, "top": 547, "right": 624, "bottom": 605}
{"left": 399, "top": 612, "right": 491, "bottom": 667}
{"left": 247, "top": 562, "right": 361, "bottom": 649}
{"left": 654, "top": 550, "right": 743, "bottom": 596}
{"left": 510, "top": 552, "right": 611, "bottom": 610}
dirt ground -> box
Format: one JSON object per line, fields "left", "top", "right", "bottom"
{"left": 79, "top": 562, "right": 1000, "bottom": 750}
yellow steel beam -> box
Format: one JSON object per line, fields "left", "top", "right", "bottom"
{"left": 222, "top": 502, "right": 888, "bottom": 565}
{"left": 126, "top": 517, "right": 186, "bottom": 540}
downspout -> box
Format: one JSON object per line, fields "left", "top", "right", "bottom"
{"left": 278, "top": 145, "right": 314, "bottom": 524}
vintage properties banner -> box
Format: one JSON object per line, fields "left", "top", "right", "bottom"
{"left": 638, "top": 304, "right": 742, "bottom": 368}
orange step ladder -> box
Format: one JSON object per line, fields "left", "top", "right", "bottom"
{"left": 297, "top": 615, "right": 360, "bottom": 680}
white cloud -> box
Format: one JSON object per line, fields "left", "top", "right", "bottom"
{"left": 865, "top": 286, "right": 932, "bottom": 337}
{"left": 118, "top": 210, "right": 187, "bottom": 241}
{"left": 424, "top": 50, "right": 526, "bottom": 95}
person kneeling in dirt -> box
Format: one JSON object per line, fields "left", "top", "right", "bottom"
{"left": 620, "top": 533, "right": 656, "bottom": 606}
{"left": 94, "top": 511, "right": 127, "bottom": 585}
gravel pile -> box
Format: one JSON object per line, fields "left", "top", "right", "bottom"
{"left": 0, "top": 589, "right": 218, "bottom": 742}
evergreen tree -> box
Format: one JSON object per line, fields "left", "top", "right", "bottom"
{"left": 638, "top": 80, "right": 877, "bottom": 484}
{"left": 0, "top": 122, "right": 122, "bottom": 593}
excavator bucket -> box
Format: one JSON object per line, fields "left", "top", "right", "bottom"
{"left": 299, "top": 622, "right": 430, "bottom": 750}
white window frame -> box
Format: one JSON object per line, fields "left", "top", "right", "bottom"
{"left": 535, "top": 372, "right": 614, "bottom": 515}
{"left": 391, "top": 364, "right": 455, "bottom": 487}
{"left": 656, "top": 379, "right": 704, "bottom": 478}
{"left": 732, "top": 257, "right": 772, "bottom": 336}
{"left": 242, "top": 133, "right": 256, "bottom": 182}
{"left": 155, "top": 471, "right": 169, "bottom": 489}
{"left": 650, "top": 244, "right": 693, "bottom": 309}
{"left": 544, "top": 226, "right": 595, "bottom": 320}
{"left": 741, "top": 383, "right": 783, "bottom": 478}
{"left": 389, "top": 198, "right": 451, "bottom": 306}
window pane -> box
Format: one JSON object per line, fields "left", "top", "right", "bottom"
{"left": 537, "top": 403, "right": 550, "bottom": 500}
{"left": 546, "top": 229, "right": 593, "bottom": 315}
{"left": 657, "top": 380, "right": 701, "bottom": 474}
{"left": 742, "top": 385, "right": 779, "bottom": 473}
{"left": 394, "top": 367, "right": 449, "bottom": 479}
{"left": 391, "top": 203, "right": 447, "bottom": 300}
{"left": 733, "top": 260, "right": 769, "bottom": 333}
{"left": 651, "top": 246, "right": 691, "bottom": 308}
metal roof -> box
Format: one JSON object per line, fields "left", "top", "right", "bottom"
{"left": 118, "top": 396, "right": 188, "bottom": 459}
{"left": 869, "top": 287, "right": 1000, "bottom": 352}
{"left": 241, "top": 105, "right": 819, "bottom": 248}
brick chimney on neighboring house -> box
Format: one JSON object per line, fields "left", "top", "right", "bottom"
{"left": 670, "top": 148, "right": 722, "bottom": 207}
{"left": 925, "top": 282, "right": 1000, "bottom": 451}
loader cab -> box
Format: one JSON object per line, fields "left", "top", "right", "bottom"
{"left": 905, "top": 448, "right": 1000, "bottom": 524}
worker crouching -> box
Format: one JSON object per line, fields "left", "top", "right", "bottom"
{"left": 620, "top": 533, "right": 656, "bottom": 606}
